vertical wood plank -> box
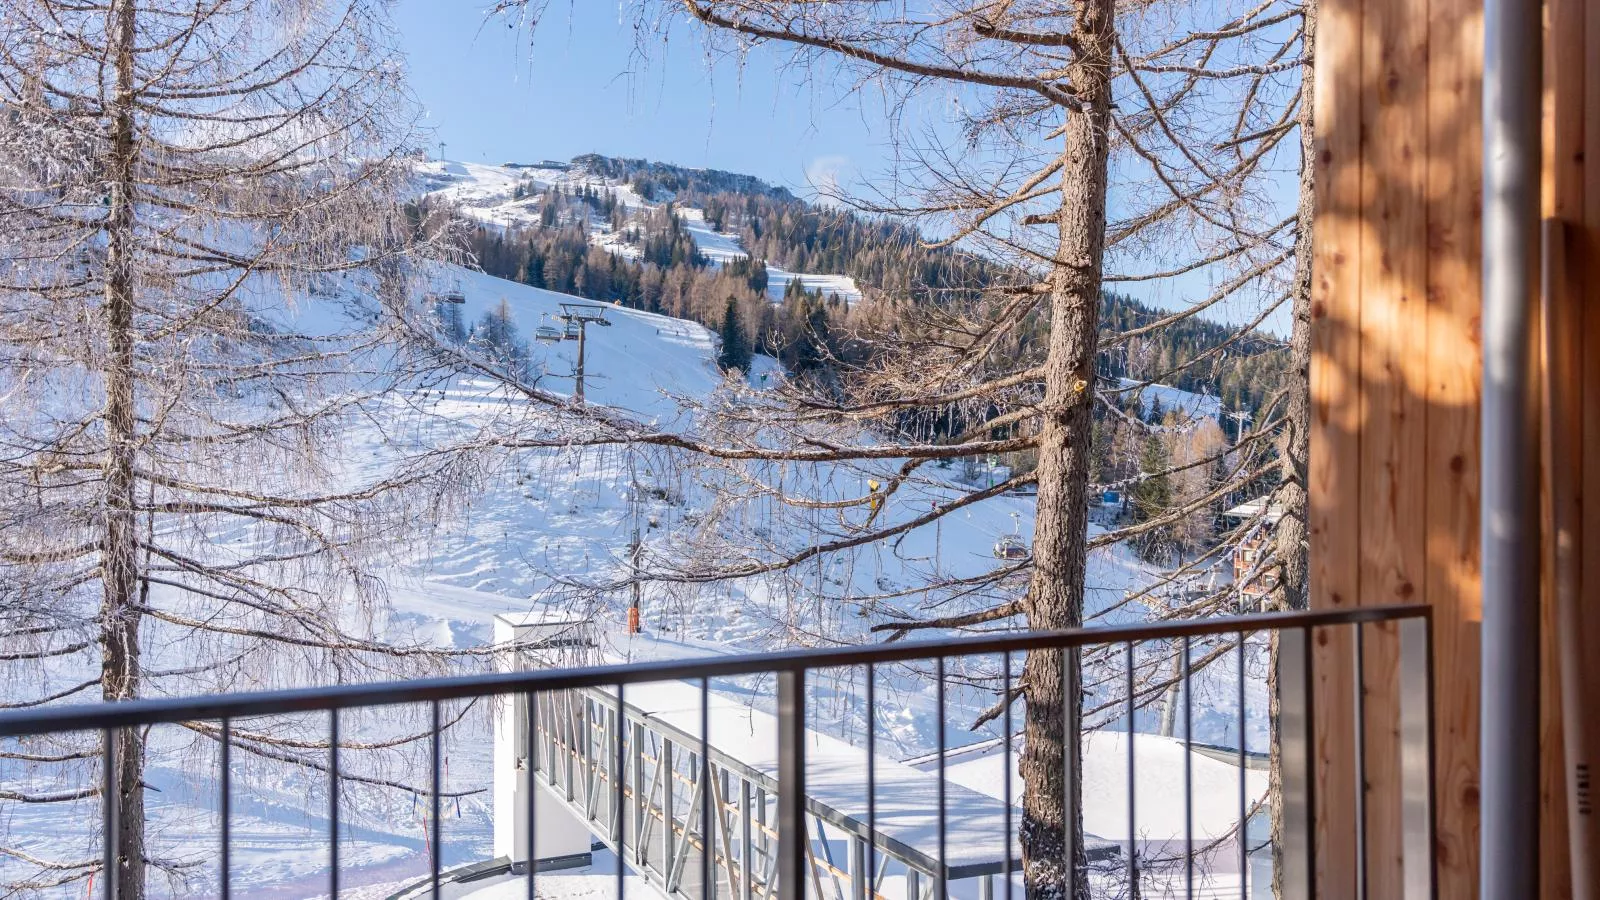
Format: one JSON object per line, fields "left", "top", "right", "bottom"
{"left": 1358, "top": 0, "right": 1432, "bottom": 887}
{"left": 1540, "top": 4, "right": 1586, "bottom": 895}
{"left": 1423, "top": 0, "right": 1484, "bottom": 895}
{"left": 1542, "top": 219, "right": 1582, "bottom": 900}
{"left": 1309, "top": 0, "right": 1364, "bottom": 893}
{"left": 1580, "top": 2, "right": 1600, "bottom": 896}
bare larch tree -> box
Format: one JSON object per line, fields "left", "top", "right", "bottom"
{"left": 0, "top": 0, "right": 448, "bottom": 893}
{"left": 441, "top": 0, "right": 1309, "bottom": 896}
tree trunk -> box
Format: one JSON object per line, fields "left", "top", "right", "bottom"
{"left": 101, "top": 0, "right": 146, "bottom": 893}
{"left": 1020, "top": 3, "right": 1114, "bottom": 898}
{"left": 1270, "top": 3, "right": 1316, "bottom": 895}
{"left": 1275, "top": 4, "right": 1316, "bottom": 621}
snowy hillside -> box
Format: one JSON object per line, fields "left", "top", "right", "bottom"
{"left": 675, "top": 207, "right": 863, "bottom": 304}
{"left": 1117, "top": 377, "right": 1225, "bottom": 423}
{"left": 416, "top": 158, "right": 863, "bottom": 305}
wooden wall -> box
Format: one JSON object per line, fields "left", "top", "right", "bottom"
{"left": 1542, "top": 0, "right": 1600, "bottom": 896}
{"left": 1309, "top": 0, "right": 1482, "bottom": 896}
{"left": 1315, "top": 0, "right": 1600, "bottom": 896}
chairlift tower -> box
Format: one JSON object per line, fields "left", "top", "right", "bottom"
{"left": 1226, "top": 408, "right": 1253, "bottom": 443}
{"left": 540, "top": 303, "right": 612, "bottom": 404}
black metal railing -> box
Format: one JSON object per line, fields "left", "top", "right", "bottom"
{"left": 0, "top": 604, "right": 1435, "bottom": 900}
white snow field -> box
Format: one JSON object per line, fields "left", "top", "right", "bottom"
{"left": 1116, "top": 378, "right": 1225, "bottom": 424}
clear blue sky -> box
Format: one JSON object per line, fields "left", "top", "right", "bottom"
{"left": 393, "top": 2, "right": 905, "bottom": 196}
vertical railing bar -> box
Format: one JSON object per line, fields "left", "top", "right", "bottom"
{"left": 1238, "top": 631, "right": 1248, "bottom": 900}
{"left": 1424, "top": 614, "right": 1439, "bottom": 900}
{"left": 103, "top": 727, "right": 118, "bottom": 900}
{"left": 432, "top": 700, "right": 443, "bottom": 899}
{"left": 776, "top": 669, "right": 806, "bottom": 900}
{"left": 663, "top": 737, "right": 676, "bottom": 885}
{"left": 220, "top": 717, "right": 231, "bottom": 900}
{"left": 1398, "top": 614, "right": 1436, "bottom": 900}
{"left": 935, "top": 656, "right": 947, "bottom": 900}
{"left": 1304, "top": 625, "right": 1317, "bottom": 900}
{"left": 866, "top": 661, "right": 877, "bottom": 900}
{"left": 1125, "top": 641, "right": 1137, "bottom": 893}
{"left": 851, "top": 837, "right": 866, "bottom": 900}
{"left": 634, "top": 719, "right": 647, "bottom": 865}
{"left": 702, "top": 676, "right": 713, "bottom": 900}
{"left": 1001, "top": 650, "right": 1013, "bottom": 900}
{"left": 1061, "top": 648, "right": 1078, "bottom": 900}
{"left": 618, "top": 683, "right": 627, "bottom": 900}
{"left": 529, "top": 692, "right": 539, "bottom": 900}
{"left": 1182, "top": 635, "right": 1193, "bottom": 900}
{"left": 1353, "top": 623, "right": 1367, "bottom": 900}
{"left": 1274, "top": 623, "right": 1313, "bottom": 900}
{"left": 330, "top": 708, "right": 340, "bottom": 899}
{"left": 740, "top": 777, "right": 753, "bottom": 900}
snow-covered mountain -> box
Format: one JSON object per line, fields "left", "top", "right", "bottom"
{"left": 418, "top": 159, "right": 862, "bottom": 305}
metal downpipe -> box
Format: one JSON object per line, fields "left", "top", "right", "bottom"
{"left": 1480, "top": 0, "right": 1542, "bottom": 895}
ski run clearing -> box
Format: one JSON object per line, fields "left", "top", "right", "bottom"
{"left": 417, "top": 160, "right": 863, "bottom": 306}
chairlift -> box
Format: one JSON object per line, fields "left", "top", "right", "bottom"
{"left": 564, "top": 320, "right": 581, "bottom": 340}
{"left": 534, "top": 325, "right": 563, "bottom": 343}
{"left": 440, "top": 291, "right": 465, "bottom": 304}
{"left": 993, "top": 535, "right": 1030, "bottom": 560}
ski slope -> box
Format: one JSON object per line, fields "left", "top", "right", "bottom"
{"left": 414, "top": 158, "right": 863, "bottom": 306}
{"left": 1117, "top": 377, "right": 1224, "bottom": 423}
{"left": 675, "top": 207, "right": 863, "bottom": 305}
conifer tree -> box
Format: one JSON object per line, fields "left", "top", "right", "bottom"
{"left": 1131, "top": 432, "right": 1175, "bottom": 562}
{"left": 718, "top": 296, "right": 752, "bottom": 372}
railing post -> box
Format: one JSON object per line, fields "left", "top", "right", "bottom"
{"left": 777, "top": 669, "right": 807, "bottom": 900}
{"left": 757, "top": 787, "right": 769, "bottom": 856}
{"left": 633, "top": 719, "right": 647, "bottom": 864}
{"left": 741, "top": 778, "right": 755, "bottom": 900}
{"left": 850, "top": 836, "right": 867, "bottom": 900}
{"left": 1399, "top": 616, "right": 1436, "bottom": 900}
{"left": 1277, "top": 626, "right": 1313, "bottom": 900}
{"left": 663, "top": 738, "right": 676, "bottom": 880}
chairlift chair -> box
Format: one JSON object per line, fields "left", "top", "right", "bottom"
{"left": 534, "top": 325, "right": 563, "bottom": 343}
{"left": 993, "top": 535, "right": 1030, "bottom": 560}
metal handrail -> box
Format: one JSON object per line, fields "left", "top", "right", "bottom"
{"left": 0, "top": 604, "right": 1428, "bottom": 737}
{"left": 0, "top": 603, "right": 1437, "bottom": 900}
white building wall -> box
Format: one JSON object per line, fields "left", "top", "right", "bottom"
{"left": 493, "top": 613, "right": 595, "bottom": 868}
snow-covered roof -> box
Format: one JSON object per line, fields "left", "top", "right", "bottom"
{"left": 1221, "top": 497, "right": 1284, "bottom": 524}
{"left": 940, "top": 731, "right": 1267, "bottom": 844}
